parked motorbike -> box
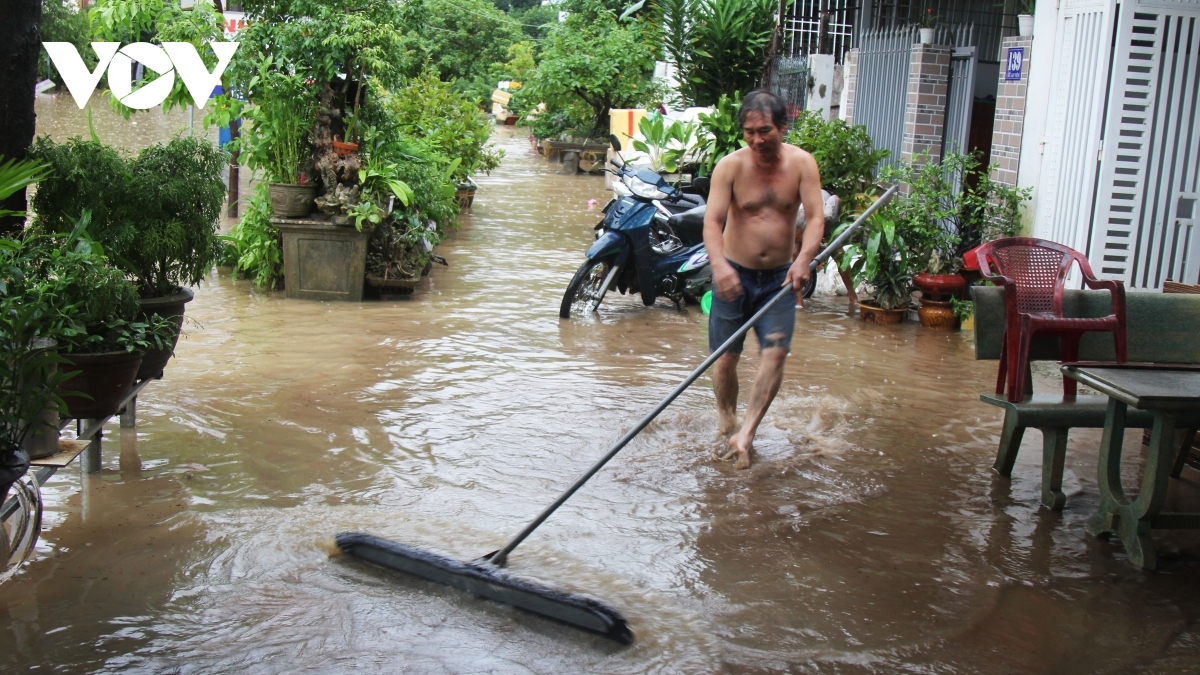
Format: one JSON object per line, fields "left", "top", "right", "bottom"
{"left": 559, "top": 136, "right": 713, "bottom": 319}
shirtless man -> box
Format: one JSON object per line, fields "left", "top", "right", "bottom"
{"left": 702, "top": 90, "right": 825, "bottom": 470}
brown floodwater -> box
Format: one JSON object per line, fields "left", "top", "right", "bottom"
{"left": 5, "top": 93, "right": 1200, "bottom": 673}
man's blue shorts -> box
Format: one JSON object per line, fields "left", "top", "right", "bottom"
{"left": 708, "top": 260, "right": 796, "bottom": 354}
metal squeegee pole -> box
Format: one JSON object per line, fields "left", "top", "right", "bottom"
{"left": 491, "top": 186, "right": 898, "bottom": 566}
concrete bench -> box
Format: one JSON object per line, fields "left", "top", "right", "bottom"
{"left": 973, "top": 287, "right": 1200, "bottom": 509}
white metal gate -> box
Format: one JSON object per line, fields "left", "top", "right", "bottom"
{"left": 1092, "top": 6, "right": 1200, "bottom": 288}
{"left": 1038, "top": 0, "right": 1200, "bottom": 289}
{"left": 1035, "top": 1, "right": 1116, "bottom": 259}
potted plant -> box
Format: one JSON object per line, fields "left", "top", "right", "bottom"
{"left": 381, "top": 72, "right": 503, "bottom": 209}
{"left": 30, "top": 136, "right": 227, "bottom": 380}
{"left": 840, "top": 206, "right": 913, "bottom": 324}
{"left": 240, "top": 60, "right": 319, "bottom": 218}
{"left": 880, "top": 152, "right": 966, "bottom": 330}
{"left": 632, "top": 111, "right": 700, "bottom": 179}
{"left": 919, "top": 7, "right": 938, "bottom": 44}
{"left": 1017, "top": 0, "right": 1035, "bottom": 36}
{"left": 0, "top": 160, "right": 71, "bottom": 504}
{"left": 23, "top": 222, "right": 173, "bottom": 419}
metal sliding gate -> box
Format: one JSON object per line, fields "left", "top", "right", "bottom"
{"left": 1038, "top": 0, "right": 1200, "bottom": 289}
{"left": 854, "top": 24, "right": 977, "bottom": 172}
{"left": 854, "top": 25, "right": 918, "bottom": 169}
{"left": 942, "top": 25, "right": 978, "bottom": 158}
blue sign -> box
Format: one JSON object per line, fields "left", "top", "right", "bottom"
{"left": 1005, "top": 47, "right": 1024, "bottom": 81}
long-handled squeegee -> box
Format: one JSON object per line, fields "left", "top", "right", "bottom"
{"left": 337, "top": 186, "right": 899, "bottom": 644}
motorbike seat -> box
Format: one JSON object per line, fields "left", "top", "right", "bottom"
{"left": 661, "top": 193, "right": 705, "bottom": 215}
{"left": 667, "top": 205, "right": 707, "bottom": 245}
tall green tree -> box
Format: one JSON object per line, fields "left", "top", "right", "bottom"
{"left": 526, "top": 0, "right": 659, "bottom": 138}
{"left": 419, "top": 0, "right": 524, "bottom": 105}
{"left": 657, "top": 0, "right": 778, "bottom": 107}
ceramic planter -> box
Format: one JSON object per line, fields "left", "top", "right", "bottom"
{"left": 917, "top": 298, "right": 959, "bottom": 331}
{"left": 18, "top": 338, "right": 59, "bottom": 461}
{"left": 919, "top": 27, "right": 936, "bottom": 44}
{"left": 858, "top": 302, "right": 907, "bottom": 324}
{"left": 1018, "top": 14, "right": 1034, "bottom": 37}
{"left": 913, "top": 272, "right": 967, "bottom": 300}
{"left": 59, "top": 351, "right": 144, "bottom": 420}
{"left": 455, "top": 178, "right": 478, "bottom": 211}
{"left": 269, "top": 182, "right": 318, "bottom": 218}
{"left": 137, "top": 287, "right": 195, "bottom": 381}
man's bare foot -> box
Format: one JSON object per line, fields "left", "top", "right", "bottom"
{"left": 716, "top": 434, "right": 754, "bottom": 469}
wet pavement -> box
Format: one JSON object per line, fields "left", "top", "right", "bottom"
{"left": 4, "top": 94, "right": 1200, "bottom": 673}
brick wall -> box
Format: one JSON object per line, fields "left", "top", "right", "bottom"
{"left": 989, "top": 36, "right": 1034, "bottom": 187}
{"left": 901, "top": 44, "right": 952, "bottom": 167}
{"left": 840, "top": 48, "right": 859, "bottom": 125}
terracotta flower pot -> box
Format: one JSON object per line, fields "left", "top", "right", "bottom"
{"left": 858, "top": 302, "right": 907, "bottom": 324}
{"left": 59, "top": 351, "right": 144, "bottom": 420}
{"left": 269, "top": 182, "right": 317, "bottom": 218}
{"left": 917, "top": 298, "right": 959, "bottom": 331}
{"left": 913, "top": 272, "right": 966, "bottom": 300}
{"left": 332, "top": 137, "right": 359, "bottom": 158}
{"left": 137, "top": 287, "right": 195, "bottom": 381}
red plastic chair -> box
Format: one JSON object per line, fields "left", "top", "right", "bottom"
{"left": 975, "top": 238, "right": 1127, "bottom": 402}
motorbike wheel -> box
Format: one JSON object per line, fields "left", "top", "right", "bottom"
{"left": 560, "top": 259, "right": 614, "bottom": 319}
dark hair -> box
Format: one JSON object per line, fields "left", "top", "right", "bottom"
{"left": 738, "top": 90, "right": 787, "bottom": 130}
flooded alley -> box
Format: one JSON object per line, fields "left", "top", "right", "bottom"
{"left": 4, "top": 95, "right": 1200, "bottom": 673}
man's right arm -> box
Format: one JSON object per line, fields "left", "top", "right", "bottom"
{"left": 704, "top": 158, "right": 742, "bottom": 301}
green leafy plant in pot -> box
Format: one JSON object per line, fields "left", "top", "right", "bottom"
{"left": 0, "top": 159, "right": 70, "bottom": 505}
{"left": 30, "top": 136, "right": 227, "bottom": 380}
{"left": 632, "top": 112, "right": 700, "bottom": 176}
{"left": 24, "top": 220, "right": 175, "bottom": 420}
{"left": 238, "top": 56, "right": 319, "bottom": 218}
{"left": 837, "top": 205, "right": 913, "bottom": 324}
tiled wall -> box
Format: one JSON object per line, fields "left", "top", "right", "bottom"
{"left": 989, "top": 36, "right": 1034, "bottom": 187}
{"left": 841, "top": 49, "right": 859, "bottom": 124}
{"left": 901, "top": 44, "right": 952, "bottom": 166}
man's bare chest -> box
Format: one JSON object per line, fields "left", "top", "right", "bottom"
{"left": 731, "top": 172, "right": 801, "bottom": 215}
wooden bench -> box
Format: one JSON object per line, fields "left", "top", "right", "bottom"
{"left": 973, "top": 287, "right": 1200, "bottom": 509}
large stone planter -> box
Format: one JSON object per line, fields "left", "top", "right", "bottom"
{"left": 275, "top": 216, "right": 372, "bottom": 301}
{"left": 137, "top": 287, "right": 194, "bottom": 380}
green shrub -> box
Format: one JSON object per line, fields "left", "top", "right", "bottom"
{"left": 419, "top": 0, "right": 525, "bottom": 106}
{"left": 785, "top": 111, "right": 890, "bottom": 213}
{"left": 379, "top": 72, "right": 503, "bottom": 181}
{"left": 524, "top": 0, "right": 661, "bottom": 138}
{"left": 30, "top": 136, "right": 227, "bottom": 297}
{"left": 221, "top": 183, "right": 283, "bottom": 290}
{"left": 696, "top": 93, "right": 744, "bottom": 177}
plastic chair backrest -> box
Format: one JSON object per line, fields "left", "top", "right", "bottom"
{"left": 975, "top": 238, "right": 1088, "bottom": 316}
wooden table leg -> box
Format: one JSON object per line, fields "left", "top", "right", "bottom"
{"left": 1040, "top": 427, "right": 1068, "bottom": 510}
{"left": 1170, "top": 428, "right": 1197, "bottom": 478}
{"left": 1088, "top": 402, "right": 1180, "bottom": 569}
